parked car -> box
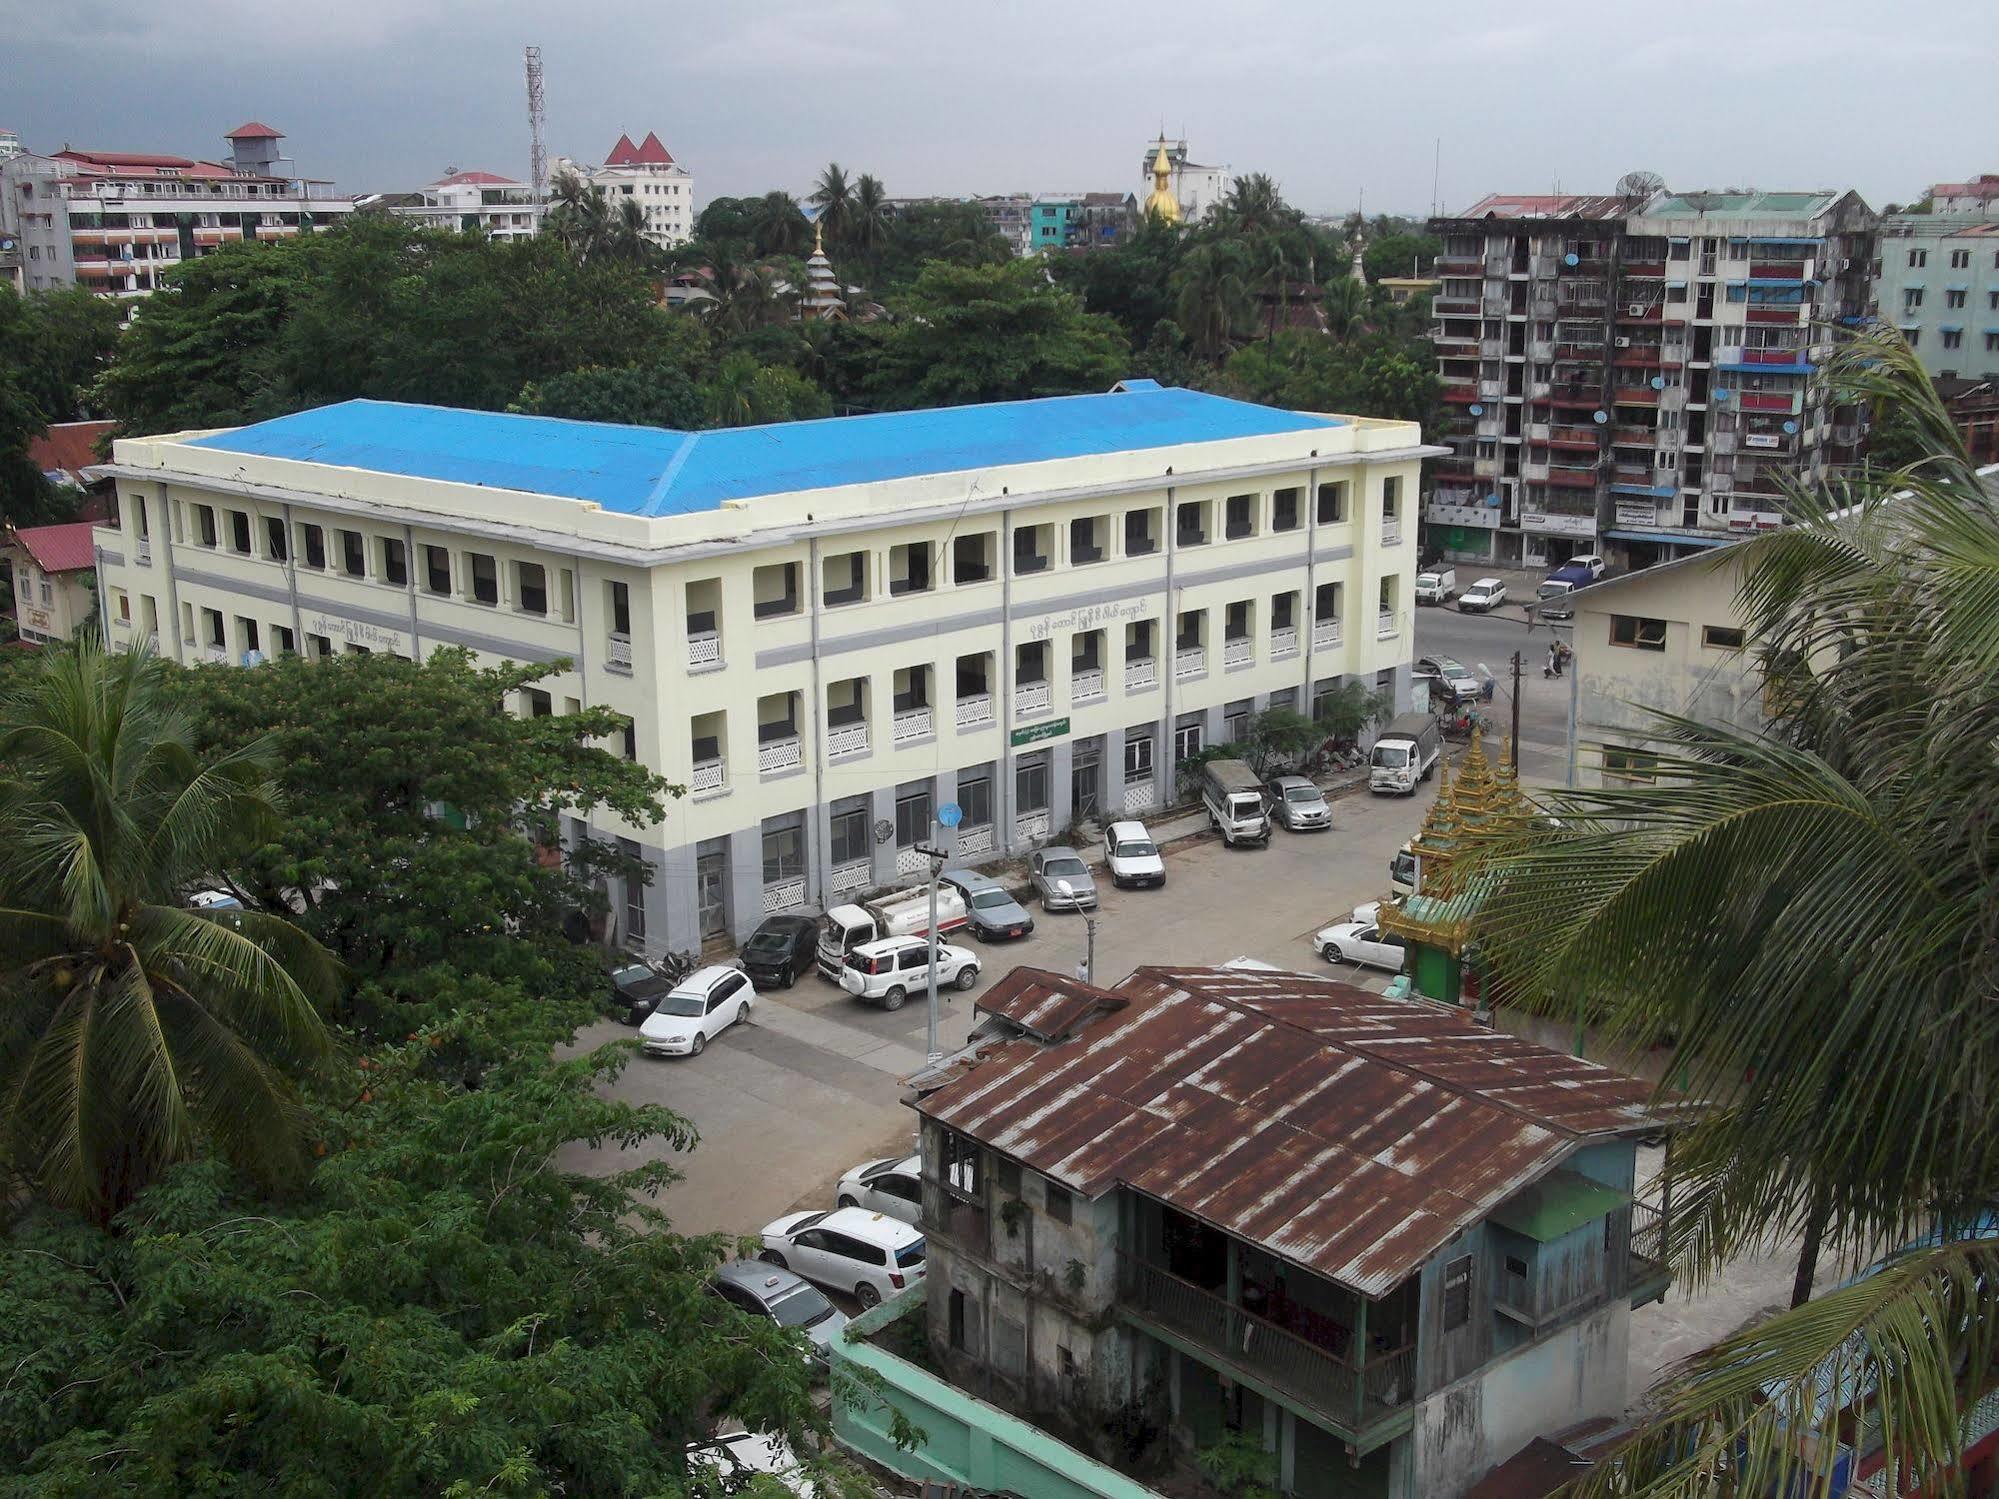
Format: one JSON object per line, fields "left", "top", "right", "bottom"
{"left": 1565, "top": 552, "right": 1606, "bottom": 580}
{"left": 836, "top": 1152, "right": 923, "bottom": 1224}
{"left": 759, "top": 1206, "right": 927, "bottom": 1308}
{"left": 941, "top": 869, "right": 1035, "bottom": 941}
{"left": 1369, "top": 712, "right": 1441, "bottom": 795}
{"left": 186, "top": 888, "right": 245, "bottom": 912}
{"left": 639, "top": 965, "right": 756, "bottom": 1056}
{"left": 738, "top": 914, "right": 819, "bottom": 989}
{"left": 1389, "top": 842, "right": 1416, "bottom": 897}
{"left": 840, "top": 935, "right": 980, "bottom": 1009}
{"left": 1458, "top": 577, "right": 1507, "bottom": 613}
{"left": 1030, "top": 846, "right": 1100, "bottom": 910}
{"left": 1316, "top": 919, "right": 1408, "bottom": 973}
{"left": 1264, "top": 775, "right": 1331, "bottom": 831}
{"left": 1104, "top": 820, "right": 1166, "bottom": 888}
{"left": 816, "top": 884, "right": 969, "bottom": 981}
{"left": 1413, "top": 567, "right": 1458, "bottom": 605}
{"left": 1413, "top": 655, "right": 1481, "bottom": 706}
{"left": 608, "top": 957, "right": 675, "bottom": 1026}
{"left": 710, "top": 1259, "right": 849, "bottom": 1363}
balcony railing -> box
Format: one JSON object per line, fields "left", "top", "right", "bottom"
{"left": 895, "top": 845, "right": 930, "bottom": 876}
{"left": 1270, "top": 626, "right": 1299, "bottom": 660}
{"left": 1015, "top": 680, "right": 1053, "bottom": 716}
{"left": 1313, "top": 619, "right": 1343, "bottom": 651}
{"left": 1116, "top": 1254, "right": 1413, "bottom": 1438}
{"left": 1124, "top": 657, "right": 1158, "bottom": 692}
{"left": 1015, "top": 809, "right": 1050, "bottom": 844}
{"left": 686, "top": 630, "right": 721, "bottom": 669}
{"left": 1174, "top": 646, "right": 1206, "bottom": 679}
{"left": 830, "top": 859, "right": 872, "bottom": 898}
{"left": 893, "top": 706, "right": 934, "bottom": 744}
{"left": 1223, "top": 637, "right": 1252, "bottom": 669}
{"left": 606, "top": 632, "right": 633, "bottom": 673}
{"left": 135, "top": 536, "right": 151, "bottom": 565}
{"left": 1072, "top": 667, "right": 1105, "bottom": 702}
{"left": 690, "top": 757, "right": 726, "bottom": 794}
{"left": 205, "top": 645, "right": 229, "bottom": 664}
{"left": 761, "top": 877, "right": 806, "bottom": 914}
{"left": 1382, "top": 520, "right": 1403, "bottom": 546}
{"left": 1377, "top": 611, "right": 1400, "bottom": 641}
{"left": 759, "top": 736, "right": 803, "bottom": 775}
{"left": 827, "top": 721, "right": 870, "bottom": 758}
{"left": 955, "top": 693, "right": 994, "bottom": 730}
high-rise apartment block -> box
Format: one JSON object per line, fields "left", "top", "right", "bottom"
{"left": 1426, "top": 190, "right": 1876, "bottom": 570}
{"left": 0, "top": 122, "right": 352, "bottom": 300}
{"left": 572, "top": 131, "right": 692, "bottom": 249}
{"left": 1871, "top": 174, "right": 1999, "bottom": 381}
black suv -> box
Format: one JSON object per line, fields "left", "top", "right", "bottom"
{"left": 738, "top": 915, "right": 820, "bottom": 989}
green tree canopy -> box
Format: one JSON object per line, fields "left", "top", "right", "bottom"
{"left": 1222, "top": 330, "right": 1438, "bottom": 424}
{"left": 1362, "top": 230, "right": 1441, "bottom": 284}
{"left": 867, "top": 260, "right": 1128, "bottom": 408}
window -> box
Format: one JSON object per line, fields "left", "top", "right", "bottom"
{"left": 1443, "top": 1254, "right": 1473, "bottom": 1330}
{"left": 522, "top": 688, "right": 553, "bottom": 717}
{"left": 1015, "top": 639, "right": 1048, "bottom": 685}
{"left": 618, "top": 836, "right": 646, "bottom": 941}
{"left": 235, "top": 616, "right": 259, "bottom": 655}
{"left": 1044, "top": 1181, "right": 1072, "bottom": 1225}
{"left": 1176, "top": 609, "right": 1204, "bottom": 652}
{"left": 516, "top": 560, "right": 547, "bottom": 614}
{"left": 1315, "top": 580, "right": 1342, "bottom": 620}
{"left": 264, "top": 516, "right": 288, "bottom": 561}
{"left": 1907, "top": 248, "right": 1927, "bottom": 268}
{"left": 1987, "top": 333, "right": 1999, "bottom": 353}
{"left": 1943, "top": 329, "right": 1964, "bottom": 350}
{"left": 949, "top": 1288, "right": 968, "bottom": 1351}
{"left": 1223, "top": 697, "right": 1253, "bottom": 742}
{"left": 1173, "top": 713, "right": 1204, "bottom": 763}
{"left": 1272, "top": 487, "right": 1300, "bottom": 532}
{"left": 1382, "top": 474, "right": 1401, "bottom": 522}
{"left": 195, "top": 504, "right": 217, "bottom": 547}
{"left": 381, "top": 537, "right": 408, "bottom": 587}
{"left": 823, "top": 549, "right": 867, "bottom": 606}
{"left": 753, "top": 561, "right": 800, "bottom": 618}
{"left": 1175, "top": 500, "right": 1208, "bottom": 546}
{"left": 829, "top": 800, "right": 871, "bottom": 865}
{"left": 1316, "top": 481, "right": 1347, "bottom": 524}
{"left": 1016, "top": 752, "right": 1049, "bottom": 813}
{"left": 1071, "top": 629, "right": 1103, "bottom": 672}
{"left": 338, "top": 529, "right": 366, "bottom": 579}
{"left": 1125, "top": 618, "right": 1155, "bottom": 661}
{"left": 1069, "top": 515, "right": 1107, "bottom": 564}
{"left": 1904, "top": 287, "right": 1924, "bottom": 311}
{"left": 202, "top": 606, "right": 224, "bottom": 647}
{"left": 1602, "top": 747, "right": 1662, "bottom": 784}
{"left": 1224, "top": 599, "right": 1251, "bottom": 641}
{"left": 1702, "top": 624, "right": 1745, "bottom": 650}
{"left": 1123, "top": 507, "right": 1158, "bottom": 556}
{"left": 228, "top": 510, "right": 252, "bottom": 554}
{"left": 894, "top": 785, "right": 932, "bottom": 848}
{"left": 762, "top": 817, "right": 804, "bottom": 885}
{"left": 1610, "top": 613, "right": 1668, "bottom": 650}
{"left": 1907, "top": 329, "right": 1921, "bottom": 349}
{"left": 468, "top": 552, "right": 499, "bottom": 605}
{"left": 952, "top": 531, "right": 995, "bottom": 583}
{"left": 957, "top": 770, "right": 994, "bottom": 830}
{"left": 889, "top": 541, "right": 933, "bottom": 595}
{"left": 997, "top": 1157, "right": 1022, "bottom": 1195}
{"left": 272, "top": 624, "right": 295, "bottom": 654}
{"left": 1270, "top": 592, "right": 1296, "bottom": 630}
{"left": 608, "top": 579, "right": 632, "bottom": 636}
{"left": 1950, "top": 248, "right": 1970, "bottom": 270}
{"left": 307, "top": 632, "right": 333, "bottom": 657}
{"left": 827, "top": 677, "right": 866, "bottom": 728}
{"left": 1947, "top": 288, "right": 1968, "bottom": 309}
{"left": 1123, "top": 727, "right": 1154, "bottom": 779}
{"left": 1223, "top": 493, "right": 1256, "bottom": 540}
{"left": 423, "top": 545, "right": 450, "bottom": 594}
{"left": 1012, "top": 524, "right": 1051, "bottom": 575}
{"left": 618, "top": 716, "right": 637, "bottom": 761}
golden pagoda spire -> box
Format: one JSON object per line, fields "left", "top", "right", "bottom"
{"left": 1143, "top": 143, "right": 1183, "bottom": 224}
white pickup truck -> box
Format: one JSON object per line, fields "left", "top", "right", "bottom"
{"left": 815, "top": 885, "right": 969, "bottom": 981}
{"left": 1414, "top": 568, "right": 1458, "bottom": 606}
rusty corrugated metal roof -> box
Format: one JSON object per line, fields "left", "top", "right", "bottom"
{"left": 973, "top": 966, "right": 1127, "bottom": 1042}
{"left": 915, "top": 966, "right": 1667, "bottom": 1298}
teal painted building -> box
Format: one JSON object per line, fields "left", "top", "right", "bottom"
{"left": 1871, "top": 176, "right": 1999, "bottom": 379}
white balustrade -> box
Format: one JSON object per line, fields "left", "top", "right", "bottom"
{"left": 761, "top": 877, "right": 805, "bottom": 914}
{"left": 827, "top": 721, "right": 870, "bottom": 758}
{"left": 686, "top": 630, "right": 721, "bottom": 669}
{"left": 1014, "top": 809, "right": 1051, "bottom": 844}
{"left": 893, "top": 706, "right": 934, "bottom": 744}
{"left": 690, "top": 758, "right": 726, "bottom": 794}
{"left": 1382, "top": 522, "right": 1403, "bottom": 546}
{"left": 1072, "top": 667, "right": 1105, "bottom": 701}
{"left": 1377, "top": 611, "right": 1400, "bottom": 640}
{"left": 1121, "top": 779, "right": 1155, "bottom": 812}
{"left": 1124, "top": 658, "right": 1158, "bottom": 692}
{"left": 759, "top": 736, "right": 803, "bottom": 775}
{"left": 205, "top": 645, "right": 228, "bottom": 664}
{"left": 1270, "top": 627, "right": 1299, "bottom": 659}
{"left": 1174, "top": 647, "right": 1206, "bottom": 680}
{"left": 956, "top": 825, "right": 995, "bottom": 857}
{"left": 1015, "top": 680, "right": 1052, "bottom": 715}
{"left": 135, "top": 536, "right": 151, "bottom": 565}
{"left": 955, "top": 694, "right": 994, "bottom": 730}
{"left": 895, "top": 845, "right": 929, "bottom": 876}
{"left": 1223, "top": 638, "right": 1252, "bottom": 669}
{"left": 1313, "top": 619, "right": 1344, "bottom": 650}
{"left": 830, "top": 859, "right": 872, "bottom": 898}
{"left": 606, "top": 632, "right": 633, "bottom": 672}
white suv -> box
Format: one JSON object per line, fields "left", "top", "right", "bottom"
{"left": 760, "top": 1206, "right": 928, "bottom": 1308}
{"left": 839, "top": 936, "right": 980, "bottom": 1009}
{"left": 1104, "top": 819, "right": 1165, "bottom": 888}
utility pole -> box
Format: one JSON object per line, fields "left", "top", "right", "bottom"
{"left": 1078, "top": 915, "right": 1098, "bottom": 986}
{"left": 1509, "top": 651, "right": 1523, "bottom": 771}
{"left": 919, "top": 841, "right": 947, "bottom": 1066}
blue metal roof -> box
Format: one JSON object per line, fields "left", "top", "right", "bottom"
{"left": 187, "top": 388, "right": 1340, "bottom": 516}
{"left": 1603, "top": 527, "right": 1740, "bottom": 549}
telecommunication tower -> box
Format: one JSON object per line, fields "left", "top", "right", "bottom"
{"left": 524, "top": 45, "right": 547, "bottom": 204}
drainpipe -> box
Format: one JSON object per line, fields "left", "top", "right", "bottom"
{"left": 403, "top": 522, "right": 421, "bottom": 653}
{"left": 1302, "top": 466, "right": 1319, "bottom": 705}
{"left": 999, "top": 508, "right": 1015, "bottom": 848}
{"left": 1161, "top": 486, "right": 1176, "bottom": 794}
{"left": 157, "top": 483, "right": 185, "bottom": 660}
{"left": 807, "top": 537, "right": 828, "bottom": 907}
{"left": 281, "top": 502, "right": 302, "bottom": 648}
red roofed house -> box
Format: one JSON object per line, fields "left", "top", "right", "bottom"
{"left": 6, "top": 521, "right": 100, "bottom": 643}
{"left": 0, "top": 120, "right": 353, "bottom": 301}
{"left": 579, "top": 129, "right": 693, "bottom": 250}
{"left": 828, "top": 965, "right": 1679, "bottom": 1499}
{"left": 27, "top": 420, "right": 115, "bottom": 506}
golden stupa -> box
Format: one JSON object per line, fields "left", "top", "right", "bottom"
{"left": 1143, "top": 145, "right": 1183, "bottom": 224}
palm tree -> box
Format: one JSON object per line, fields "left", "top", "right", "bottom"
{"left": 1322, "top": 276, "right": 1370, "bottom": 342}
{"left": 1172, "top": 242, "right": 1254, "bottom": 361}
{"left": 810, "top": 162, "right": 854, "bottom": 245}
{"left": 752, "top": 190, "right": 809, "bottom": 258}
{"left": 0, "top": 642, "right": 336, "bottom": 1223}
{"left": 545, "top": 168, "right": 613, "bottom": 264}
{"left": 851, "top": 174, "right": 891, "bottom": 253}
{"left": 1465, "top": 329, "right": 1999, "bottom": 1495}
{"left": 608, "top": 197, "right": 649, "bottom": 265}
{"left": 1218, "top": 173, "right": 1288, "bottom": 238}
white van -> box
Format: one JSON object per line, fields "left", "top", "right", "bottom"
{"left": 1414, "top": 568, "right": 1458, "bottom": 606}
{"left": 1370, "top": 713, "right": 1441, "bottom": 795}
{"left": 1199, "top": 759, "right": 1271, "bottom": 848}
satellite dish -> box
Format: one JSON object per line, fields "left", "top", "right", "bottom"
{"left": 1715, "top": 390, "right": 1730, "bottom": 402}
{"left": 1593, "top": 410, "right": 1608, "bottom": 424}
{"left": 1650, "top": 375, "right": 1666, "bottom": 390}
{"left": 1485, "top": 493, "right": 1501, "bottom": 507}
{"left": 1782, "top": 419, "right": 1799, "bottom": 434}
{"left": 1564, "top": 252, "right": 1579, "bottom": 266}
{"left": 1469, "top": 403, "right": 1484, "bottom": 416}
{"left": 1617, "top": 170, "right": 1666, "bottom": 201}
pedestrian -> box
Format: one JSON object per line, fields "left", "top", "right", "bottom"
{"left": 1548, "top": 642, "right": 1561, "bottom": 678}
{"left": 1557, "top": 641, "right": 1572, "bottom": 676}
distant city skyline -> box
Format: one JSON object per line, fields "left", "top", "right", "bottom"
{"left": 2, "top": 0, "right": 1983, "bottom": 217}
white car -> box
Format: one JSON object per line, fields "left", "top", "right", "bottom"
{"left": 836, "top": 1152, "right": 924, "bottom": 1224}
{"left": 839, "top": 936, "right": 979, "bottom": 1009}
{"left": 760, "top": 1206, "right": 927, "bottom": 1308}
{"left": 639, "top": 965, "right": 756, "bottom": 1057}
{"left": 1458, "top": 577, "right": 1507, "bottom": 613}
{"left": 1567, "top": 552, "right": 1607, "bottom": 580}
{"left": 1316, "top": 920, "right": 1408, "bottom": 973}
{"left": 1104, "top": 819, "right": 1165, "bottom": 888}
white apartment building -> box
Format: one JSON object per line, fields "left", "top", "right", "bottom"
{"left": 1141, "top": 137, "right": 1231, "bottom": 223}
{"left": 0, "top": 122, "right": 353, "bottom": 300}
{"left": 90, "top": 383, "right": 1430, "bottom": 953}
{"left": 376, "top": 170, "right": 541, "bottom": 240}
{"left": 574, "top": 131, "right": 692, "bottom": 249}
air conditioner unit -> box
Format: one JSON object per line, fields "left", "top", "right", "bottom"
{"left": 1628, "top": 303, "right": 1647, "bottom": 316}
{"left": 1614, "top": 337, "right": 1632, "bottom": 348}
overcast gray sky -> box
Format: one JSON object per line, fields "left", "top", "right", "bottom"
{"left": 4, "top": 0, "right": 1988, "bottom": 216}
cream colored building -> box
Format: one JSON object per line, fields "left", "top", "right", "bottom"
{"left": 91, "top": 382, "right": 1434, "bottom": 951}
{"left": 7, "top": 521, "right": 99, "bottom": 644}
{"left": 1568, "top": 544, "right": 1761, "bottom": 785}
